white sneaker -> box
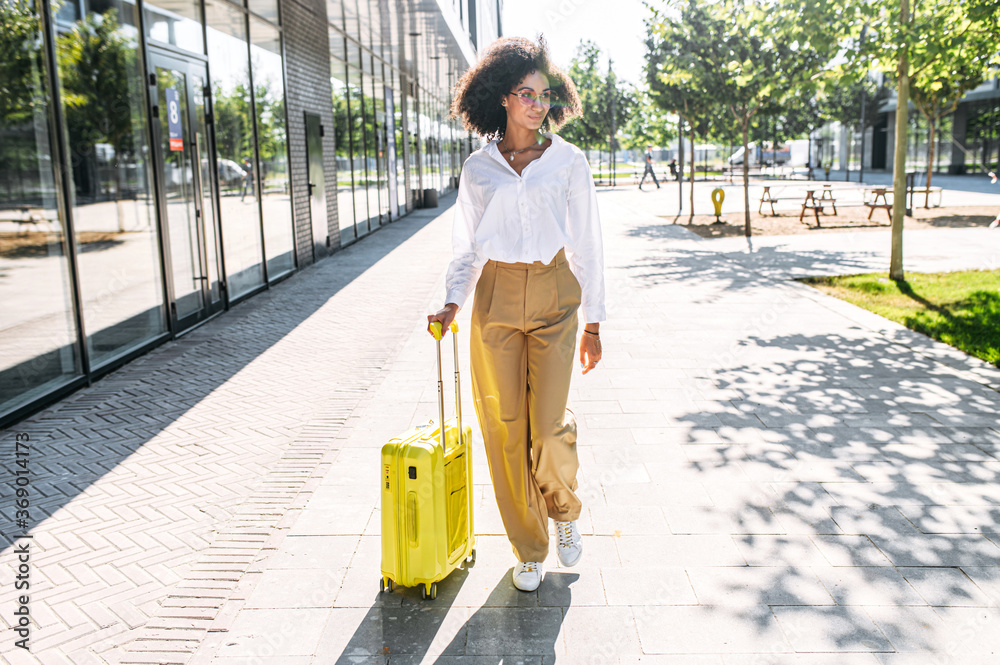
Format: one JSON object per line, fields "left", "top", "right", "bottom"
{"left": 512, "top": 561, "right": 544, "bottom": 591}
{"left": 555, "top": 520, "right": 583, "bottom": 567}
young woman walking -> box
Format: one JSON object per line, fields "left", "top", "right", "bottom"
{"left": 427, "top": 36, "right": 605, "bottom": 592}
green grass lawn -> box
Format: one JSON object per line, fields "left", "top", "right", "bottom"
{"left": 800, "top": 270, "right": 1000, "bottom": 367}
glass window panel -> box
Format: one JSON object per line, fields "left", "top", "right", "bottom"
{"left": 144, "top": 0, "right": 204, "bottom": 54}
{"left": 346, "top": 38, "right": 361, "bottom": 71}
{"left": 371, "top": 65, "right": 389, "bottom": 224}
{"left": 362, "top": 71, "right": 381, "bottom": 230}
{"left": 393, "top": 76, "right": 405, "bottom": 214}
{"left": 331, "top": 58, "right": 355, "bottom": 243}
{"left": 250, "top": 18, "right": 293, "bottom": 279}
{"left": 53, "top": 0, "right": 167, "bottom": 367}
{"left": 0, "top": 0, "right": 82, "bottom": 413}
{"left": 248, "top": 0, "right": 277, "bottom": 23}
{"left": 329, "top": 26, "right": 346, "bottom": 60}
{"left": 357, "top": 0, "right": 372, "bottom": 52}
{"left": 327, "top": 0, "right": 343, "bottom": 29}
{"left": 206, "top": 0, "right": 265, "bottom": 298}
{"left": 408, "top": 85, "right": 418, "bottom": 206}
{"left": 343, "top": 0, "right": 358, "bottom": 40}
{"left": 347, "top": 68, "right": 369, "bottom": 235}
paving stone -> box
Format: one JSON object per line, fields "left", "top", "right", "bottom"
{"left": 867, "top": 534, "right": 1000, "bottom": 567}
{"left": 894, "top": 567, "right": 995, "bottom": 607}
{"left": 808, "top": 535, "right": 893, "bottom": 567}
{"left": 313, "top": 606, "right": 470, "bottom": 659}
{"left": 723, "top": 656, "right": 879, "bottom": 665}
{"left": 600, "top": 567, "right": 697, "bottom": 606}
{"left": 633, "top": 605, "right": 791, "bottom": 654}
{"left": 874, "top": 655, "right": 999, "bottom": 665}
{"left": 686, "top": 566, "right": 834, "bottom": 607}
{"left": 616, "top": 535, "right": 745, "bottom": 568}
{"left": 811, "top": 566, "right": 927, "bottom": 606}
{"left": 770, "top": 606, "right": 892, "bottom": 652}
{"left": 859, "top": 604, "right": 948, "bottom": 653}
{"left": 896, "top": 505, "right": 1000, "bottom": 535}
{"left": 731, "top": 535, "right": 830, "bottom": 567}
{"left": 464, "top": 607, "right": 565, "bottom": 656}
{"left": 559, "top": 605, "right": 640, "bottom": 659}
{"left": 213, "top": 608, "right": 329, "bottom": 658}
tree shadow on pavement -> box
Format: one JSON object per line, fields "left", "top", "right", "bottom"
{"left": 659, "top": 330, "right": 1000, "bottom": 654}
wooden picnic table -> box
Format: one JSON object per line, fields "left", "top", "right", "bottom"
{"left": 757, "top": 185, "right": 806, "bottom": 216}
{"left": 799, "top": 187, "right": 837, "bottom": 226}
{"left": 864, "top": 187, "right": 893, "bottom": 222}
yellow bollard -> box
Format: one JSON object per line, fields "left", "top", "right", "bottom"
{"left": 711, "top": 188, "right": 725, "bottom": 224}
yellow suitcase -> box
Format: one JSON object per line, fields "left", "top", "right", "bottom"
{"left": 380, "top": 321, "right": 475, "bottom": 600}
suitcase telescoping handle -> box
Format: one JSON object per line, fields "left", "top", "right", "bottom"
{"left": 429, "top": 322, "right": 462, "bottom": 451}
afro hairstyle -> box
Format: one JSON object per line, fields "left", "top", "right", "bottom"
{"left": 449, "top": 35, "right": 582, "bottom": 141}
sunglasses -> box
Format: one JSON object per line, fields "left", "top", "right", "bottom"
{"left": 506, "top": 90, "right": 554, "bottom": 107}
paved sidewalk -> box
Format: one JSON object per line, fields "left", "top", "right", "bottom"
{"left": 3, "top": 188, "right": 1000, "bottom": 664}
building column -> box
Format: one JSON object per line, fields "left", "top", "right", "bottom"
{"left": 281, "top": 0, "right": 337, "bottom": 265}
{"left": 949, "top": 103, "right": 968, "bottom": 175}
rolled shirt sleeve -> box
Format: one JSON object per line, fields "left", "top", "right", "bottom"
{"left": 444, "top": 165, "right": 486, "bottom": 308}
{"left": 564, "top": 151, "right": 607, "bottom": 323}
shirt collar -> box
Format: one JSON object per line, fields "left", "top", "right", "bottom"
{"left": 485, "top": 132, "right": 562, "bottom": 166}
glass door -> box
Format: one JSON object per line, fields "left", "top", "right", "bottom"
{"left": 148, "top": 51, "right": 224, "bottom": 332}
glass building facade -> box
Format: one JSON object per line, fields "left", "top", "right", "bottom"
{"left": 0, "top": 0, "right": 500, "bottom": 425}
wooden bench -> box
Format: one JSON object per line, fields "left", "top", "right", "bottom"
{"left": 864, "top": 187, "right": 892, "bottom": 222}
{"left": 799, "top": 189, "right": 837, "bottom": 226}
{"left": 757, "top": 186, "right": 801, "bottom": 216}
{"left": 631, "top": 169, "right": 671, "bottom": 185}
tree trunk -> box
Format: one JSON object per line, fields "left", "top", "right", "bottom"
{"left": 926, "top": 119, "right": 936, "bottom": 207}
{"left": 742, "top": 119, "right": 751, "bottom": 238}
{"left": 689, "top": 129, "right": 695, "bottom": 223}
{"left": 678, "top": 118, "right": 684, "bottom": 214}
{"left": 890, "top": 0, "right": 909, "bottom": 281}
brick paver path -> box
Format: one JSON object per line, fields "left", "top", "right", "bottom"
{"left": 3, "top": 189, "right": 1000, "bottom": 664}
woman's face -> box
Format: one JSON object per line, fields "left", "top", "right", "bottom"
{"left": 503, "top": 70, "right": 551, "bottom": 135}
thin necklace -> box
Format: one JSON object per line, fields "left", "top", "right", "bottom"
{"left": 502, "top": 135, "right": 540, "bottom": 162}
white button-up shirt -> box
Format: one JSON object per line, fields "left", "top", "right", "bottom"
{"left": 444, "top": 132, "right": 606, "bottom": 323}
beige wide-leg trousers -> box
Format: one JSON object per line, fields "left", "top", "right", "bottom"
{"left": 469, "top": 249, "right": 582, "bottom": 563}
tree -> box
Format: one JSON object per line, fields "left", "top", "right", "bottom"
{"left": 620, "top": 89, "right": 675, "bottom": 151}
{"left": 561, "top": 42, "right": 606, "bottom": 170}
{"left": 855, "top": 0, "right": 1000, "bottom": 279}
{"left": 644, "top": 6, "right": 718, "bottom": 221}
{"left": 908, "top": 4, "right": 999, "bottom": 203}
{"left": 562, "top": 41, "right": 636, "bottom": 183}
{"left": 0, "top": 0, "right": 47, "bottom": 204}
{"left": 648, "top": 0, "right": 842, "bottom": 237}
{"left": 56, "top": 8, "right": 142, "bottom": 224}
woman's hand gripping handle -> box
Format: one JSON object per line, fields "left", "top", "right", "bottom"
{"left": 427, "top": 303, "right": 460, "bottom": 339}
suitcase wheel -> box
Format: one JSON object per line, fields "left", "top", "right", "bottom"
{"left": 421, "top": 583, "right": 437, "bottom": 600}
{"left": 380, "top": 578, "right": 384, "bottom": 593}
{"left": 381, "top": 578, "right": 394, "bottom": 593}
{"left": 466, "top": 549, "right": 476, "bottom": 565}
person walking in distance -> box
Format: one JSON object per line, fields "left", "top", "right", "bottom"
{"left": 639, "top": 145, "right": 660, "bottom": 191}
{"left": 428, "top": 35, "right": 606, "bottom": 593}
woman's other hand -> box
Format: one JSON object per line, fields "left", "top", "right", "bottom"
{"left": 427, "top": 303, "right": 460, "bottom": 337}
{"left": 579, "top": 325, "right": 602, "bottom": 375}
